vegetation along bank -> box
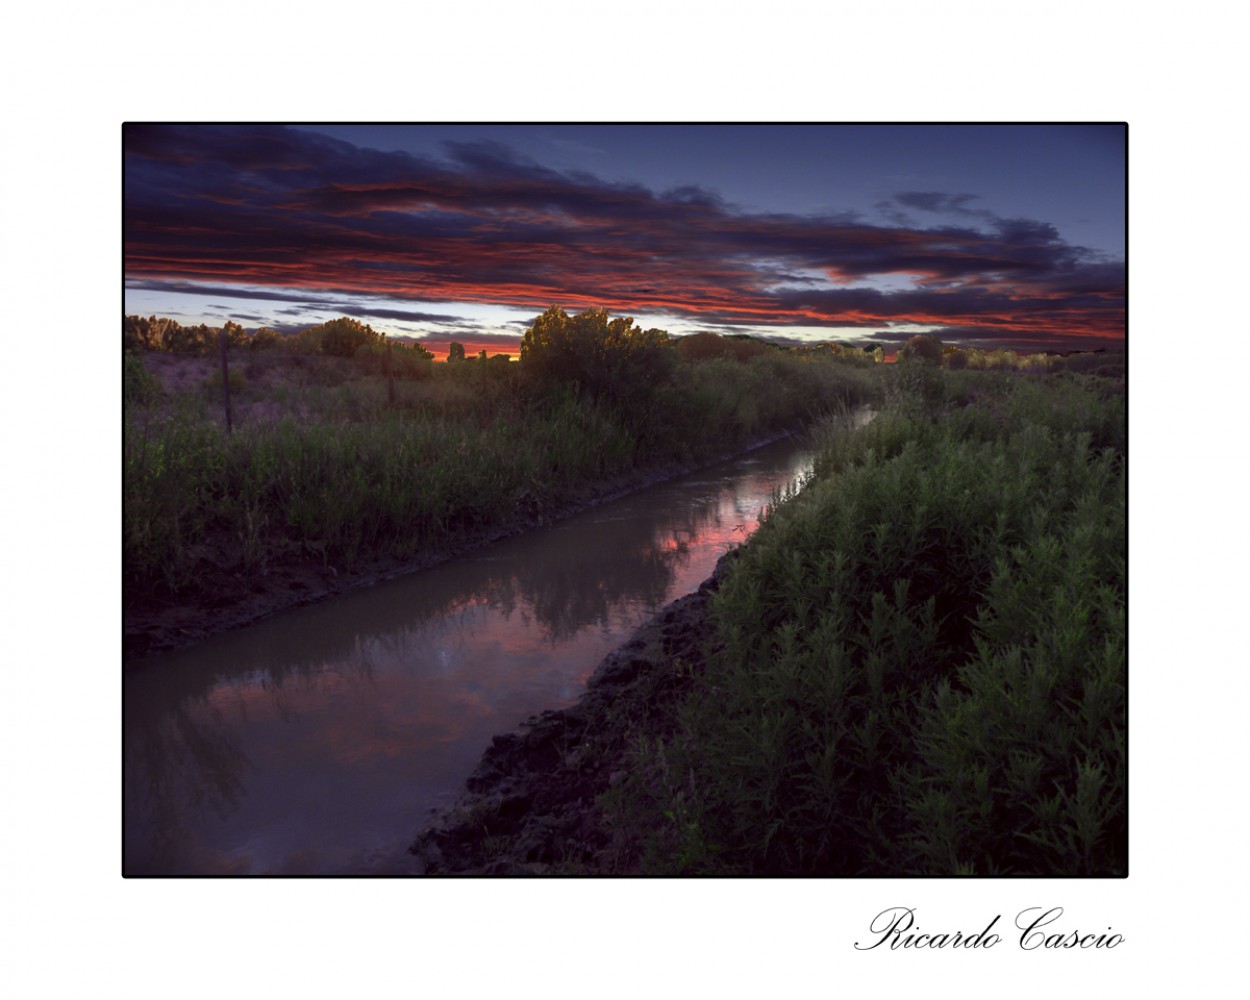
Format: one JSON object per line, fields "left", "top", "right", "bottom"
{"left": 124, "top": 308, "right": 880, "bottom": 658}
{"left": 412, "top": 349, "right": 1126, "bottom": 876}
{"left": 124, "top": 306, "right": 1125, "bottom": 875}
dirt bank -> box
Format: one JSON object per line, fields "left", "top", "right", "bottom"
{"left": 409, "top": 548, "right": 738, "bottom": 875}
{"left": 123, "top": 430, "right": 801, "bottom": 665}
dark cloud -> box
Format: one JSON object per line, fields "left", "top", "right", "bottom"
{"left": 895, "top": 191, "right": 986, "bottom": 216}
{"left": 124, "top": 125, "right": 1125, "bottom": 351}
{"left": 126, "top": 280, "right": 321, "bottom": 305}
{"left": 128, "top": 279, "right": 470, "bottom": 327}
{"left": 318, "top": 304, "right": 471, "bottom": 326}
{"left": 269, "top": 321, "right": 312, "bottom": 334}
{"left": 441, "top": 139, "right": 553, "bottom": 178}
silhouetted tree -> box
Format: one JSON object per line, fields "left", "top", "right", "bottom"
{"left": 165, "top": 322, "right": 215, "bottom": 354}
{"left": 723, "top": 334, "right": 770, "bottom": 363}
{"left": 384, "top": 339, "right": 434, "bottom": 378}
{"left": 222, "top": 321, "right": 249, "bottom": 349}
{"left": 520, "top": 306, "right": 674, "bottom": 407}
{"left": 315, "top": 317, "right": 384, "bottom": 357}
{"left": 944, "top": 347, "right": 969, "bottom": 369}
{"left": 676, "top": 331, "right": 731, "bottom": 363}
{"left": 448, "top": 341, "right": 466, "bottom": 363}
{"left": 899, "top": 333, "right": 944, "bottom": 364}
{"left": 249, "top": 327, "right": 283, "bottom": 350}
{"left": 124, "top": 315, "right": 171, "bottom": 351}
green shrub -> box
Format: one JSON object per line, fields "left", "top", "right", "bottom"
{"left": 124, "top": 354, "right": 161, "bottom": 407}
{"left": 202, "top": 369, "right": 246, "bottom": 395}
{"left": 520, "top": 306, "right": 675, "bottom": 409}
{"left": 609, "top": 376, "right": 1125, "bottom": 875}
{"left": 249, "top": 327, "right": 283, "bottom": 350}
{"left": 317, "top": 317, "right": 384, "bottom": 357}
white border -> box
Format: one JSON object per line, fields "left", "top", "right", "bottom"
{"left": 5, "top": 1, "right": 1243, "bottom": 996}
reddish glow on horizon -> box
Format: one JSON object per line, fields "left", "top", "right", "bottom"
{"left": 424, "top": 341, "right": 520, "bottom": 362}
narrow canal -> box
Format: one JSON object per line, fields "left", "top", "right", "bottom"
{"left": 124, "top": 435, "right": 816, "bottom": 875}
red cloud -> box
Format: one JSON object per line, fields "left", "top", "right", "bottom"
{"left": 125, "top": 125, "right": 1125, "bottom": 351}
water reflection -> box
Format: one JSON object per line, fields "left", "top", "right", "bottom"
{"left": 124, "top": 437, "right": 813, "bottom": 875}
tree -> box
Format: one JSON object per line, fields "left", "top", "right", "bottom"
{"left": 314, "top": 317, "right": 384, "bottom": 357}
{"left": 124, "top": 314, "right": 171, "bottom": 351}
{"left": 222, "top": 321, "right": 249, "bottom": 349}
{"left": 520, "top": 306, "right": 674, "bottom": 405}
{"left": 676, "top": 331, "right": 731, "bottom": 363}
{"left": 898, "top": 333, "right": 944, "bottom": 365}
{"left": 165, "top": 322, "right": 215, "bottom": 354}
{"left": 387, "top": 340, "right": 434, "bottom": 378}
{"left": 944, "top": 348, "right": 969, "bottom": 370}
{"left": 723, "top": 335, "right": 769, "bottom": 363}
{"left": 249, "top": 327, "right": 283, "bottom": 351}
{"left": 447, "top": 341, "right": 466, "bottom": 363}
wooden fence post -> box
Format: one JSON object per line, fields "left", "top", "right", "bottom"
{"left": 219, "top": 328, "right": 233, "bottom": 433}
{"left": 386, "top": 337, "right": 395, "bottom": 405}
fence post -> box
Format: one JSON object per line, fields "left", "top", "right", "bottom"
{"left": 386, "top": 337, "right": 395, "bottom": 405}
{"left": 219, "top": 328, "right": 233, "bottom": 433}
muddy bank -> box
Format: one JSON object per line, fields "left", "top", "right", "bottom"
{"left": 123, "top": 429, "right": 801, "bottom": 664}
{"left": 410, "top": 548, "right": 738, "bottom": 875}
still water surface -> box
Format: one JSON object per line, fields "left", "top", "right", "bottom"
{"left": 124, "top": 436, "right": 815, "bottom": 875}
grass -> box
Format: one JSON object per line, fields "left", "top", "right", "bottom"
{"left": 602, "top": 365, "right": 1126, "bottom": 876}
{"left": 124, "top": 347, "right": 881, "bottom": 604}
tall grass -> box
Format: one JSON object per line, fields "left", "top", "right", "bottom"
{"left": 604, "top": 369, "right": 1126, "bottom": 875}
{"left": 124, "top": 351, "right": 880, "bottom": 603}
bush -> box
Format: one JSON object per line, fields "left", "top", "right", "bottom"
{"left": 520, "top": 306, "right": 676, "bottom": 409}
{"left": 886, "top": 358, "right": 945, "bottom": 414}
{"left": 984, "top": 348, "right": 1017, "bottom": 371}
{"left": 898, "top": 333, "right": 944, "bottom": 364}
{"left": 609, "top": 376, "right": 1126, "bottom": 875}
{"left": 390, "top": 341, "right": 434, "bottom": 379}
{"left": 249, "top": 327, "right": 283, "bottom": 351}
{"left": 723, "top": 336, "right": 770, "bottom": 363}
{"left": 316, "top": 317, "right": 384, "bottom": 357}
{"left": 676, "top": 331, "right": 731, "bottom": 363}
{"left": 124, "top": 354, "right": 161, "bottom": 406}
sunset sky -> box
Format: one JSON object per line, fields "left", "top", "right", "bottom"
{"left": 123, "top": 123, "right": 1125, "bottom": 359}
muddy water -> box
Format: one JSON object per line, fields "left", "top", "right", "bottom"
{"left": 124, "top": 436, "right": 815, "bottom": 875}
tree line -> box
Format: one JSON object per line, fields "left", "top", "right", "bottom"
{"left": 124, "top": 309, "right": 891, "bottom": 370}
{"left": 125, "top": 311, "right": 1090, "bottom": 376}
{"left": 123, "top": 315, "right": 435, "bottom": 364}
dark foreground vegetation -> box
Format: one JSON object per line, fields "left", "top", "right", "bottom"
{"left": 415, "top": 351, "right": 1126, "bottom": 877}
{"left": 612, "top": 365, "right": 1125, "bottom": 875}
{"left": 124, "top": 309, "right": 878, "bottom": 645}
{"left": 125, "top": 308, "right": 1125, "bottom": 875}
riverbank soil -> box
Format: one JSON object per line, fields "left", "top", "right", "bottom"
{"left": 410, "top": 550, "right": 739, "bottom": 875}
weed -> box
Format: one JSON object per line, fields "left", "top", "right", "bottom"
{"left": 123, "top": 348, "right": 881, "bottom": 603}
{"left": 604, "top": 371, "right": 1126, "bottom": 876}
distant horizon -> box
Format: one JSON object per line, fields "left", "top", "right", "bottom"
{"left": 124, "top": 124, "right": 1126, "bottom": 357}
{"left": 123, "top": 308, "right": 1127, "bottom": 364}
